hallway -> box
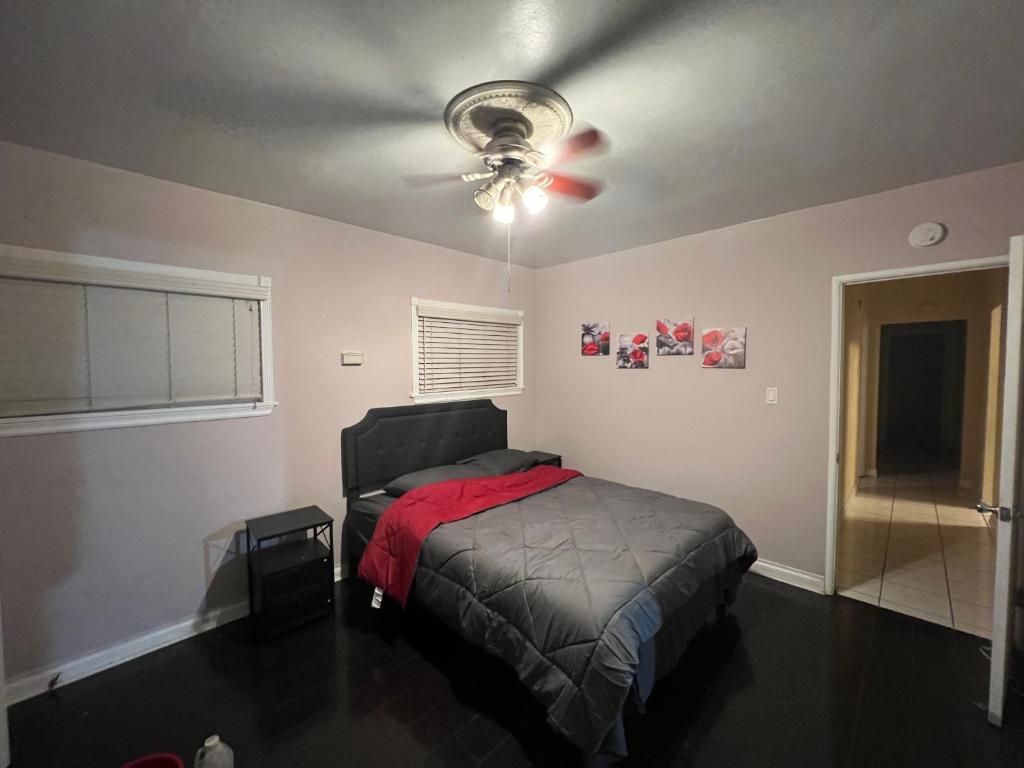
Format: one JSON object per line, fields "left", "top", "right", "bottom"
{"left": 836, "top": 472, "right": 997, "bottom": 637}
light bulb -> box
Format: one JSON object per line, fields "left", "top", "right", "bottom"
{"left": 521, "top": 185, "right": 548, "bottom": 214}
{"left": 492, "top": 202, "right": 515, "bottom": 223}
{"left": 493, "top": 183, "right": 515, "bottom": 223}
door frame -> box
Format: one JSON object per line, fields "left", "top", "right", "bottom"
{"left": 825, "top": 254, "right": 1010, "bottom": 594}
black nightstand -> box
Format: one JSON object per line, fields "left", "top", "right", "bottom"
{"left": 245, "top": 506, "right": 334, "bottom": 639}
{"left": 526, "top": 450, "right": 562, "bottom": 468}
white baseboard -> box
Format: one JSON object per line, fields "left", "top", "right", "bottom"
{"left": 4, "top": 560, "right": 821, "bottom": 705}
{"left": 749, "top": 558, "right": 825, "bottom": 594}
{"left": 4, "top": 599, "right": 248, "bottom": 705}
{"left": 5, "top": 568, "right": 347, "bottom": 706}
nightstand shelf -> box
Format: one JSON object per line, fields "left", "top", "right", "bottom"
{"left": 245, "top": 505, "right": 334, "bottom": 639}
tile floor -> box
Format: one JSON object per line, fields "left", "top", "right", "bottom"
{"left": 836, "top": 471, "right": 997, "bottom": 637}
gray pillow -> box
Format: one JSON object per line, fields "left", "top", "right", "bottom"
{"left": 383, "top": 464, "right": 488, "bottom": 497}
{"left": 456, "top": 448, "right": 538, "bottom": 476}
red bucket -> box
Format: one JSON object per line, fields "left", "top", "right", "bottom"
{"left": 121, "top": 755, "right": 184, "bottom": 768}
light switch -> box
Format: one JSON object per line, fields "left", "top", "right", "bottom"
{"left": 765, "top": 387, "right": 778, "bottom": 405}
{"left": 340, "top": 351, "right": 364, "bottom": 366}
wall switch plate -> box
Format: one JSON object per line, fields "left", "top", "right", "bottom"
{"left": 765, "top": 387, "right": 778, "bottom": 405}
{"left": 340, "top": 351, "right": 364, "bottom": 366}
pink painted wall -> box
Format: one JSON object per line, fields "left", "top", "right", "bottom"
{"left": 0, "top": 142, "right": 537, "bottom": 679}
{"left": 1, "top": 136, "right": 1022, "bottom": 684}
{"left": 534, "top": 161, "right": 1024, "bottom": 576}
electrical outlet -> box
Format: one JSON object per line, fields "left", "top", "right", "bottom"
{"left": 765, "top": 387, "right": 778, "bottom": 405}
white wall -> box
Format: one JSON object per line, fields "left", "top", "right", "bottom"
{"left": 0, "top": 141, "right": 537, "bottom": 683}
{"left": 533, "top": 161, "right": 1024, "bottom": 577}
{"left": 2, "top": 136, "right": 1023, "bottom": 701}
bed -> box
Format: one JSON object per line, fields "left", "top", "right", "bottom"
{"left": 340, "top": 400, "right": 757, "bottom": 761}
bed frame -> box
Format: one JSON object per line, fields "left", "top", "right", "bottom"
{"left": 341, "top": 399, "right": 507, "bottom": 497}
{"left": 340, "top": 399, "right": 508, "bottom": 568}
{"left": 339, "top": 399, "right": 748, "bottom": 759}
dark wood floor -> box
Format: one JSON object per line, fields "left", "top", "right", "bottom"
{"left": 8, "top": 573, "right": 1024, "bottom": 767}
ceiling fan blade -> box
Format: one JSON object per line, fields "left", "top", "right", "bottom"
{"left": 530, "top": 0, "right": 689, "bottom": 89}
{"left": 164, "top": 79, "right": 439, "bottom": 135}
{"left": 402, "top": 172, "right": 488, "bottom": 188}
{"left": 545, "top": 173, "right": 603, "bottom": 201}
{"left": 549, "top": 128, "right": 608, "bottom": 165}
{"left": 460, "top": 171, "right": 498, "bottom": 182}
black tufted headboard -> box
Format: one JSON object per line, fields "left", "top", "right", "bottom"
{"left": 341, "top": 400, "right": 508, "bottom": 498}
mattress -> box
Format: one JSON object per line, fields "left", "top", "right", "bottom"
{"left": 346, "top": 493, "right": 393, "bottom": 557}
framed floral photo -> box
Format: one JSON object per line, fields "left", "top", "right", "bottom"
{"left": 656, "top": 319, "right": 694, "bottom": 355}
{"left": 581, "top": 322, "right": 611, "bottom": 356}
{"left": 701, "top": 327, "right": 747, "bottom": 368}
{"left": 617, "top": 333, "right": 649, "bottom": 369}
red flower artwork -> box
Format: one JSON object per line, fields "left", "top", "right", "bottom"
{"left": 656, "top": 318, "right": 694, "bottom": 356}
{"left": 617, "top": 332, "right": 649, "bottom": 369}
{"left": 702, "top": 329, "right": 725, "bottom": 349}
{"left": 673, "top": 322, "right": 692, "bottom": 343}
{"left": 701, "top": 327, "right": 747, "bottom": 369}
{"left": 581, "top": 322, "right": 610, "bottom": 356}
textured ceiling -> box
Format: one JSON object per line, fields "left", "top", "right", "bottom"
{"left": 1, "top": 1, "right": 1022, "bottom": 268}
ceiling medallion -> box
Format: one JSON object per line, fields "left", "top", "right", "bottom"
{"left": 416, "top": 80, "right": 607, "bottom": 224}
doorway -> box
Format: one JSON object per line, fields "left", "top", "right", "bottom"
{"left": 877, "top": 320, "right": 966, "bottom": 475}
{"left": 832, "top": 267, "right": 1007, "bottom": 636}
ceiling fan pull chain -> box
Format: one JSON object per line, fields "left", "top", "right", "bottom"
{"left": 506, "top": 223, "right": 512, "bottom": 294}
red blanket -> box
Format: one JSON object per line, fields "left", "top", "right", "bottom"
{"left": 358, "top": 465, "right": 582, "bottom": 606}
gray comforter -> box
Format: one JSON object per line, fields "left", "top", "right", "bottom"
{"left": 411, "top": 474, "right": 757, "bottom": 753}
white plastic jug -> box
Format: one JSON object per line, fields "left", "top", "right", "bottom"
{"left": 194, "top": 735, "right": 234, "bottom": 768}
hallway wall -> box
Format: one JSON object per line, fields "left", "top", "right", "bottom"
{"left": 840, "top": 285, "right": 869, "bottom": 505}
{"left": 840, "top": 268, "right": 1008, "bottom": 507}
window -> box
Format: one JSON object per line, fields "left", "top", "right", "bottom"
{"left": 411, "top": 297, "right": 523, "bottom": 403}
{"left": 0, "top": 244, "right": 275, "bottom": 436}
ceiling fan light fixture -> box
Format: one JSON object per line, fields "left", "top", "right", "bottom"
{"left": 474, "top": 185, "right": 496, "bottom": 211}
{"left": 520, "top": 184, "right": 549, "bottom": 215}
{"left": 493, "top": 183, "right": 516, "bottom": 223}
{"left": 415, "top": 82, "right": 605, "bottom": 226}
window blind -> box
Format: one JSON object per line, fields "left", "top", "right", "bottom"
{"left": 414, "top": 300, "right": 523, "bottom": 398}
{"left": 0, "top": 277, "right": 262, "bottom": 418}
{"left": 0, "top": 278, "right": 90, "bottom": 417}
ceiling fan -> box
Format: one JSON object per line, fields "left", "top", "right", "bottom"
{"left": 407, "top": 80, "right": 608, "bottom": 223}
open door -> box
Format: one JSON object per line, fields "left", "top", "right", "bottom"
{"left": 987, "top": 235, "right": 1024, "bottom": 726}
{"left": 0, "top": 591, "right": 8, "bottom": 767}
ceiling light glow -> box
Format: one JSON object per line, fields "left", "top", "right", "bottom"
{"left": 493, "top": 202, "right": 515, "bottom": 223}
{"left": 521, "top": 185, "right": 548, "bottom": 214}
{"left": 493, "top": 183, "right": 516, "bottom": 223}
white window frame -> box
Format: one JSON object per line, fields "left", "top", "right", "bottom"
{"left": 411, "top": 297, "right": 524, "bottom": 404}
{"left": 0, "top": 244, "right": 276, "bottom": 437}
